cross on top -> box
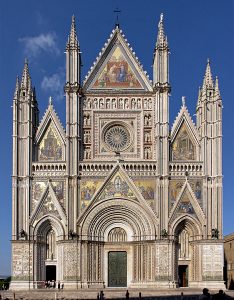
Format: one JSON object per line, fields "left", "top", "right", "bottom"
{"left": 114, "top": 7, "right": 121, "bottom": 27}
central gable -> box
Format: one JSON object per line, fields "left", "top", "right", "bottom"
{"left": 83, "top": 28, "right": 153, "bottom": 92}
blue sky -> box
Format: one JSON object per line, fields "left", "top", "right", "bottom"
{"left": 0, "top": 0, "right": 233, "bottom": 275}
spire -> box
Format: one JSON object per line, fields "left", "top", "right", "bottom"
{"left": 67, "top": 15, "right": 78, "bottom": 47}
{"left": 215, "top": 76, "right": 222, "bottom": 100}
{"left": 182, "top": 96, "right": 186, "bottom": 107}
{"left": 14, "top": 76, "right": 20, "bottom": 99}
{"left": 21, "top": 59, "right": 31, "bottom": 90}
{"left": 156, "top": 13, "right": 168, "bottom": 47}
{"left": 202, "top": 59, "right": 214, "bottom": 89}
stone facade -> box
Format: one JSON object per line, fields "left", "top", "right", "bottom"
{"left": 224, "top": 233, "right": 234, "bottom": 289}
{"left": 11, "top": 15, "right": 225, "bottom": 290}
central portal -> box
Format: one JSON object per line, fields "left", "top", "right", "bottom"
{"left": 108, "top": 251, "right": 127, "bottom": 287}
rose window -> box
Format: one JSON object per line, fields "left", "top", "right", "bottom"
{"left": 104, "top": 125, "right": 131, "bottom": 151}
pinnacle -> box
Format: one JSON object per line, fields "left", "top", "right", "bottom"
{"left": 20, "top": 59, "right": 31, "bottom": 90}
{"left": 203, "top": 59, "right": 213, "bottom": 89}
{"left": 14, "top": 76, "right": 20, "bottom": 98}
{"left": 68, "top": 15, "right": 78, "bottom": 46}
{"left": 156, "top": 13, "right": 168, "bottom": 47}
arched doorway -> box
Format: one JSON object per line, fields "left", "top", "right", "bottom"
{"left": 174, "top": 218, "right": 201, "bottom": 287}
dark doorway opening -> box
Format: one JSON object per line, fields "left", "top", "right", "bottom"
{"left": 46, "top": 265, "right": 56, "bottom": 281}
{"left": 178, "top": 265, "right": 188, "bottom": 287}
{"left": 108, "top": 251, "right": 127, "bottom": 287}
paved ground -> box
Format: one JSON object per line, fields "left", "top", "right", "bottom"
{"left": 0, "top": 288, "right": 233, "bottom": 300}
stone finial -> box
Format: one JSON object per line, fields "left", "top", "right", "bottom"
{"left": 203, "top": 58, "right": 214, "bottom": 89}
{"left": 156, "top": 12, "right": 167, "bottom": 46}
{"left": 68, "top": 15, "right": 78, "bottom": 46}
{"left": 182, "top": 96, "right": 186, "bottom": 107}
{"left": 21, "top": 58, "right": 31, "bottom": 90}
{"left": 49, "top": 96, "right": 53, "bottom": 106}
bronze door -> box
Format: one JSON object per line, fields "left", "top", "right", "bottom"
{"left": 108, "top": 251, "right": 127, "bottom": 287}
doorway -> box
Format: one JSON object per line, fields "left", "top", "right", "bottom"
{"left": 178, "top": 265, "right": 188, "bottom": 287}
{"left": 46, "top": 265, "right": 56, "bottom": 281}
{"left": 108, "top": 251, "right": 127, "bottom": 287}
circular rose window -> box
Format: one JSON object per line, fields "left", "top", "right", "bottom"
{"left": 104, "top": 124, "right": 131, "bottom": 152}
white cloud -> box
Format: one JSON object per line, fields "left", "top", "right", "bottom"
{"left": 41, "top": 72, "right": 65, "bottom": 101}
{"left": 19, "top": 32, "right": 60, "bottom": 58}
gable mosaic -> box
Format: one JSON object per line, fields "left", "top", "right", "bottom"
{"left": 172, "top": 123, "right": 196, "bottom": 161}
{"left": 38, "top": 123, "right": 63, "bottom": 161}
{"left": 93, "top": 47, "right": 142, "bottom": 89}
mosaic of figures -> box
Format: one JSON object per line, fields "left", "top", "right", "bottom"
{"left": 172, "top": 123, "right": 196, "bottom": 161}
{"left": 93, "top": 47, "right": 142, "bottom": 89}
{"left": 134, "top": 179, "right": 156, "bottom": 212}
{"left": 32, "top": 181, "right": 65, "bottom": 211}
{"left": 100, "top": 173, "right": 137, "bottom": 201}
{"left": 35, "top": 195, "right": 61, "bottom": 222}
{"left": 83, "top": 97, "right": 153, "bottom": 110}
{"left": 169, "top": 179, "right": 202, "bottom": 211}
{"left": 80, "top": 180, "right": 102, "bottom": 211}
{"left": 38, "top": 123, "right": 63, "bottom": 161}
{"left": 176, "top": 191, "right": 194, "bottom": 214}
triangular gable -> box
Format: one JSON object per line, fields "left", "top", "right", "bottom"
{"left": 30, "top": 182, "right": 66, "bottom": 226}
{"left": 79, "top": 163, "right": 155, "bottom": 217}
{"left": 35, "top": 102, "right": 65, "bottom": 161}
{"left": 169, "top": 181, "right": 205, "bottom": 225}
{"left": 171, "top": 103, "right": 200, "bottom": 161}
{"left": 83, "top": 27, "right": 153, "bottom": 91}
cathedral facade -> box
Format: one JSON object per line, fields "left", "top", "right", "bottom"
{"left": 11, "top": 15, "right": 225, "bottom": 290}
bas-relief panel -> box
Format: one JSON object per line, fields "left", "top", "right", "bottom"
{"left": 202, "top": 244, "right": 223, "bottom": 281}
{"left": 80, "top": 180, "right": 102, "bottom": 212}
{"left": 93, "top": 47, "right": 142, "bottom": 89}
{"left": 172, "top": 124, "right": 196, "bottom": 161}
{"left": 38, "top": 123, "right": 63, "bottom": 161}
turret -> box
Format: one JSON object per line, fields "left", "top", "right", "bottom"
{"left": 64, "top": 15, "right": 81, "bottom": 232}
{"left": 12, "top": 60, "right": 39, "bottom": 239}
{"left": 196, "top": 60, "right": 223, "bottom": 237}
{"left": 153, "top": 14, "right": 170, "bottom": 233}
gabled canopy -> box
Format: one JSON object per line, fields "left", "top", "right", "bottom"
{"left": 35, "top": 100, "right": 66, "bottom": 161}
{"left": 83, "top": 27, "right": 153, "bottom": 92}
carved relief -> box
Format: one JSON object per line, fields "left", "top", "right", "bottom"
{"left": 63, "top": 243, "right": 80, "bottom": 280}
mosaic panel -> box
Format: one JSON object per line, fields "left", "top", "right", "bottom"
{"left": 80, "top": 180, "right": 102, "bottom": 212}
{"left": 51, "top": 181, "right": 65, "bottom": 209}
{"left": 100, "top": 173, "right": 137, "bottom": 201}
{"left": 189, "top": 179, "right": 203, "bottom": 205}
{"left": 93, "top": 47, "right": 142, "bottom": 89}
{"left": 38, "top": 123, "right": 63, "bottom": 161}
{"left": 134, "top": 180, "right": 155, "bottom": 200}
{"left": 176, "top": 191, "right": 194, "bottom": 214}
{"left": 172, "top": 123, "right": 195, "bottom": 161}
{"left": 169, "top": 180, "right": 184, "bottom": 211}
{"left": 32, "top": 181, "right": 47, "bottom": 211}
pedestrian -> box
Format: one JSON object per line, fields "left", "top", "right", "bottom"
{"left": 213, "top": 290, "right": 226, "bottom": 300}
{"left": 199, "top": 288, "right": 211, "bottom": 300}
{"left": 58, "top": 281, "right": 60, "bottom": 290}
{"left": 97, "top": 292, "right": 100, "bottom": 300}
{"left": 100, "top": 290, "right": 104, "bottom": 300}
{"left": 61, "top": 282, "right": 64, "bottom": 289}
{"left": 126, "top": 289, "right": 129, "bottom": 299}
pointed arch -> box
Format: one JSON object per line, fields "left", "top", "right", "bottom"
{"left": 171, "top": 104, "right": 200, "bottom": 161}
{"left": 83, "top": 27, "right": 152, "bottom": 92}
{"left": 35, "top": 103, "right": 65, "bottom": 161}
